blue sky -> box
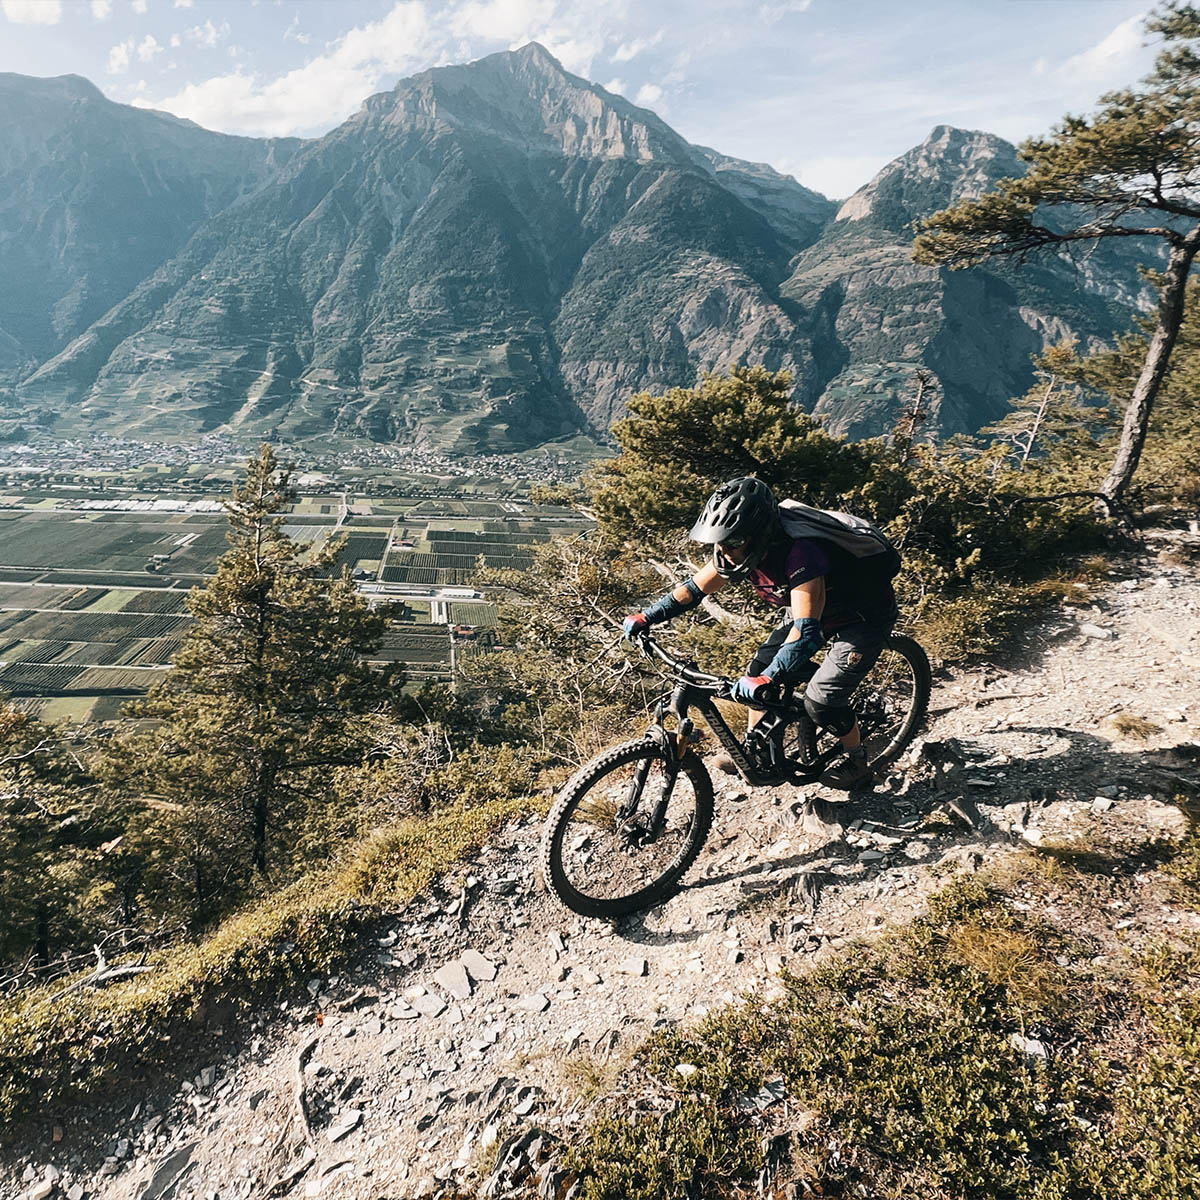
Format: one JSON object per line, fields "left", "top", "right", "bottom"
{"left": 0, "top": 0, "right": 1158, "bottom": 198}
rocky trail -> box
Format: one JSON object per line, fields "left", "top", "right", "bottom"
{"left": 4, "top": 529, "right": 1200, "bottom": 1200}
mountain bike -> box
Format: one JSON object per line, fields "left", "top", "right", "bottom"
{"left": 541, "top": 630, "right": 931, "bottom": 918}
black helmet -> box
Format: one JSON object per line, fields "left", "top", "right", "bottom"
{"left": 689, "top": 477, "right": 780, "bottom": 580}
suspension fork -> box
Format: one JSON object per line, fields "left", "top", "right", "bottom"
{"left": 620, "top": 687, "right": 698, "bottom": 835}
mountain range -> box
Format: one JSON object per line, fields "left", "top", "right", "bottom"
{"left": 0, "top": 47, "right": 1157, "bottom": 452}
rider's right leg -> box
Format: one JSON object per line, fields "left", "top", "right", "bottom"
{"left": 804, "top": 612, "right": 896, "bottom": 788}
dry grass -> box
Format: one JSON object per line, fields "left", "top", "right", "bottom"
{"left": 942, "top": 921, "right": 1065, "bottom": 1011}
{"left": 1110, "top": 711, "right": 1163, "bottom": 741}
{"left": 560, "top": 1044, "right": 635, "bottom": 1105}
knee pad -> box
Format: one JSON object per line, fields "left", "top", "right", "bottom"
{"left": 804, "top": 695, "right": 856, "bottom": 736}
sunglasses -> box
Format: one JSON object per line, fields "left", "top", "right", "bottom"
{"left": 717, "top": 536, "right": 749, "bottom": 551}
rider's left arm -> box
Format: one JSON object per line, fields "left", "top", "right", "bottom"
{"left": 788, "top": 577, "right": 825, "bottom": 629}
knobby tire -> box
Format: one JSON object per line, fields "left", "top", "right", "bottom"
{"left": 542, "top": 740, "right": 715, "bottom": 919}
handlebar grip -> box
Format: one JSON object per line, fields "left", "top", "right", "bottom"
{"left": 758, "top": 681, "right": 782, "bottom": 705}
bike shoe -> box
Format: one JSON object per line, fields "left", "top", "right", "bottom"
{"left": 823, "top": 751, "right": 876, "bottom": 791}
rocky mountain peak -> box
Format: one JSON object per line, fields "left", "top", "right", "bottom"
{"left": 836, "top": 124, "right": 1022, "bottom": 224}
{"left": 363, "top": 41, "right": 692, "bottom": 164}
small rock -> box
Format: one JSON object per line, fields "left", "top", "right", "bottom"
{"left": 1079, "top": 623, "right": 1112, "bottom": 640}
{"left": 517, "top": 993, "right": 550, "bottom": 1013}
{"left": 1010, "top": 1033, "right": 1048, "bottom": 1058}
{"left": 675, "top": 1063, "right": 698, "bottom": 1078}
{"left": 327, "top": 1110, "right": 362, "bottom": 1143}
{"left": 1021, "top": 828, "right": 1045, "bottom": 846}
{"left": 617, "top": 957, "right": 648, "bottom": 977}
{"left": 548, "top": 930, "right": 567, "bottom": 954}
{"left": 1091, "top": 797, "right": 1115, "bottom": 813}
{"left": 99, "top": 1160, "right": 120, "bottom": 1177}
{"left": 460, "top": 949, "right": 498, "bottom": 983}
{"left": 903, "top": 840, "right": 929, "bottom": 861}
{"left": 199, "top": 1066, "right": 217, "bottom": 1089}
{"left": 572, "top": 967, "right": 601, "bottom": 985}
{"left": 411, "top": 994, "right": 447, "bottom": 1018}
{"left": 43, "top": 1167, "right": 60, "bottom": 1184}
{"left": 966, "top": 777, "right": 998, "bottom": 788}
{"left": 28, "top": 1182, "right": 53, "bottom": 1200}
{"left": 858, "top": 850, "right": 885, "bottom": 863}
{"left": 433, "top": 962, "right": 473, "bottom": 1001}
{"left": 66, "top": 1187, "right": 84, "bottom": 1200}
{"left": 389, "top": 1003, "right": 419, "bottom": 1020}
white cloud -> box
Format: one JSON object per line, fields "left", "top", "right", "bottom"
{"left": 634, "top": 82, "right": 662, "bottom": 108}
{"left": 174, "top": 0, "right": 193, "bottom": 7}
{"left": 132, "top": 0, "right": 147, "bottom": 13}
{"left": 2, "top": 0, "right": 62, "bottom": 24}
{"left": 759, "top": 0, "right": 812, "bottom": 22}
{"left": 188, "top": 18, "right": 230, "bottom": 47}
{"left": 283, "top": 12, "right": 310, "bottom": 45}
{"left": 1047, "top": 13, "right": 1147, "bottom": 88}
{"left": 107, "top": 38, "right": 134, "bottom": 73}
{"left": 138, "top": 1, "right": 437, "bottom": 135}
{"left": 449, "top": 0, "right": 556, "bottom": 43}
{"left": 602, "top": 76, "right": 627, "bottom": 96}
{"left": 91, "top": 0, "right": 112, "bottom": 18}
{"left": 534, "top": 34, "right": 602, "bottom": 76}
{"left": 169, "top": 31, "right": 179, "bottom": 47}
{"left": 137, "top": 33, "right": 161, "bottom": 62}
{"left": 612, "top": 32, "right": 662, "bottom": 63}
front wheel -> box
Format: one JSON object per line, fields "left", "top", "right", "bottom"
{"left": 541, "top": 740, "right": 714, "bottom": 919}
{"left": 786, "top": 635, "right": 932, "bottom": 770}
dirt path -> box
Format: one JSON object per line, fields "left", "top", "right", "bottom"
{"left": 4, "top": 530, "right": 1199, "bottom": 1200}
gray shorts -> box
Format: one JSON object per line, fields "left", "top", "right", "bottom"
{"left": 749, "top": 608, "right": 898, "bottom": 711}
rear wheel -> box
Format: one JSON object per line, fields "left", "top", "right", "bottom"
{"left": 785, "top": 635, "right": 931, "bottom": 769}
{"left": 541, "top": 740, "right": 714, "bottom": 919}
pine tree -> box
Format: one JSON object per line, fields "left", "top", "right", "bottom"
{"left": 593, "top": 366, "right": 876, "bottom": 546}
{"left": 980, "top": 344, "right": 1113, "bottom": 472}
{"left": 913, "top": 3, "right": 1200, "bottom": 504}
{"left": 0, "top": 706, "right": 106, "bottom": 967}
{"left": 106, "top": 446, "right": 400, "bottom": 921}
{"left": 1045, "top": 280, "right": 1200, "bottom": 503}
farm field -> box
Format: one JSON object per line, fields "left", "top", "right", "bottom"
{"left": 0, "top": 487, "right": 589, "bottom": 719}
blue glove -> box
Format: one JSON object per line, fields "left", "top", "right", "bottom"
{"left": 623, "top": 612, "right": 650, "bottom": 640}
{"left": 732, "top": 674, "right": 774, "bottom": 705}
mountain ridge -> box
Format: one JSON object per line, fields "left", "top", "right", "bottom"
{"left": 0, "top": 48, "right": 1156, "bottom": 449}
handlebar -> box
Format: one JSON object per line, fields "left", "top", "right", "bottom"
{"left": 630, "top": 631, "right": 730, "bottom": 693}
{"left": 627, "top": 631, "right": 795, "bottom": 711}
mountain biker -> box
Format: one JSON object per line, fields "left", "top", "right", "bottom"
{"left": 623, "top": 477, "right": 900, "bottom": 788}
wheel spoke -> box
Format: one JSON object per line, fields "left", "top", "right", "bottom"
{"left": 555, "top": 753, "right": 702, "bottom": 907}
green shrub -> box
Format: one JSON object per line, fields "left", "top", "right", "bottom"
{"left": 564, "top": 875, "right": 1200, "bottom": 1200}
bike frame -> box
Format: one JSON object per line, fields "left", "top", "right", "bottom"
{"left": 635, "top": 634, "right": 846, "bottom": 792}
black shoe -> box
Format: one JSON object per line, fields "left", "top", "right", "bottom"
{"left": 823, "top": 751, "right": 875, "bottom": 790}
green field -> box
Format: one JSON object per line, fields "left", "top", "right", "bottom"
{"left": 0, "top": 487, "right": 589, "bottom": 717}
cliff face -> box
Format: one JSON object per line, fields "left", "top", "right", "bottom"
{"left": 783, "top": 125, "right": 1158, "bottom": 439}
{"left": 0, "top": 73, "right": 299, "bottom": 386}
{"left": 2, "top": 62, "right": 1156, "bottom": 449}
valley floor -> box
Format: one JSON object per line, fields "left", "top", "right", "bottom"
{"left": 3, "top": 529, "right": 1199, "bottom": 1200}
